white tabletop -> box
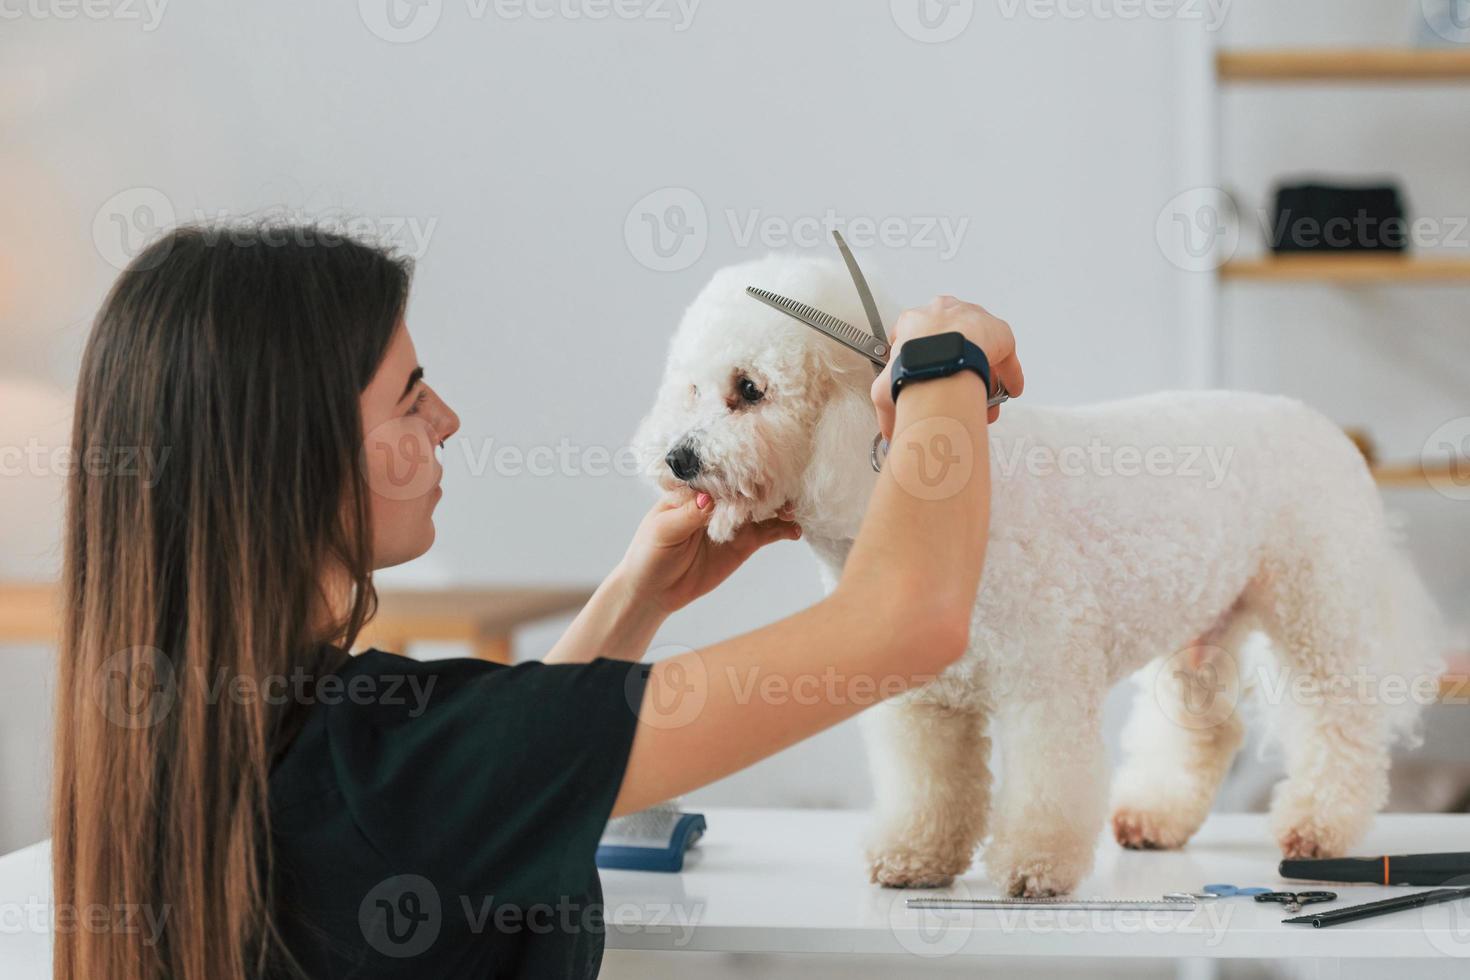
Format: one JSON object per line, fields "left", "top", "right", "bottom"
{"left": 601, "top": 808, "right": 1470, "bottom": 961}
{"left": 3, "top": 810, "right": 1469, "bottom": 973}
{"left": 0, "top": 840, "right": 51, "bottom": 978}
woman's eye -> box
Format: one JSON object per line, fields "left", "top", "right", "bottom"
{"left": 406, "top": 390, "right": 428, "bottom": 416}
{"left": 738, "top": 377, "right": 764, "bottom": 404}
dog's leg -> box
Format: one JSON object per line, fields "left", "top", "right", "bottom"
{"left": 1111, "top": 614, "right": 1250, "bottom": 851}
{"left": 863, "top": 697, "right": 991, "bottom": 889}
{"left": 984, "top": 695, "right": 1107, "bottom": 898}
{"left": 1250, "top": 572, "right": 1392, "bottom": 860}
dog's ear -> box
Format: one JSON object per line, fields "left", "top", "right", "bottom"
{"left": 798, "top": 387, "right": 879, "bottom": 540}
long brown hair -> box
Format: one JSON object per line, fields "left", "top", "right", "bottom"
{"left": 53, "top": 224, "right": 412, "bottom": 979}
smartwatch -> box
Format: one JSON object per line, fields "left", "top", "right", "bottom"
{"left": 889, "top": 331, "right": 993, "bottom": 405}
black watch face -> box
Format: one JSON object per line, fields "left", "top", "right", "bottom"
{"left": 904, "top": 332, "right": 966, "bottom": 371}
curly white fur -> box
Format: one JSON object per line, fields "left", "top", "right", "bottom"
{"left": 633, "top": 254, "right": 1444, "bottom": 897}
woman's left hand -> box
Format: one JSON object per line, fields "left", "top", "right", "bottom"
{"left": 618, "top": 493, "right": 802, "bottom": 615}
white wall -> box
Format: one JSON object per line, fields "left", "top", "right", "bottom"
{"left": 1, "top": 1, "right": 1463, "bottom": 845}
{"left": 1217, "top": 0, "right": 1470, "bottom": 634}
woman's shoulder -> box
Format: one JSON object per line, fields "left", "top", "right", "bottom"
{"left": 267, "top": 648, "right": 489, "bottom": 801}
{"left": 269, "top": 649, "right": 649, "bottom": 899}
{"left": 340, "top": 647, "right": 501, "bottom": 689}
{"left": 273, "top": 649, "right": 645, "bottom": 782}
{"left": 346, "top": 646, "right": 505, "bottom": 679}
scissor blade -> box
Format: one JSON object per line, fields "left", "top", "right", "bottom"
{"left": 832, "top": 231, "right": 887, "bottom": 345}
{"left": 746, "top": 286, "right": 888, "bottom": 366}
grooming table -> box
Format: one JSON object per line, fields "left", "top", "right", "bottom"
{"left": 5, "top": 812, "right": 1470, "bottom": 976}
{"left": 599, "top": 808, "right": 1470, "bottom": 975}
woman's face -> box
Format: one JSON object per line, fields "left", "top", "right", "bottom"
{"left": 359, "top": 322, "right": 460, "bottom": 569}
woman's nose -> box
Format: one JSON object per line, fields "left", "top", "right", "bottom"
{"left": 427, "top": 389, "right": 460, "bottom": 443}
{"left": 440, "top": 403, "right": 460, "bottom": 441}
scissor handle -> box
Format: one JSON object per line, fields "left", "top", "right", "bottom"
{"left": 1293, "top": 891, "right": 1338, "bottom": 904}
{"left": 1255, "top": 891, "right": 1338, "bottom": 905}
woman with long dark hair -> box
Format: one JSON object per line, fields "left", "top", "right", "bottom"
{"left": 53, "top": 223, "right": 1021, "bottom": 979}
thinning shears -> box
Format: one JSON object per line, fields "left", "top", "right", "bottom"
{"left": 1182, "top": 884, "right": 1338, "bottom": 916}
{"left": 745, "top": 230, "right": 1010, "bottom": 407}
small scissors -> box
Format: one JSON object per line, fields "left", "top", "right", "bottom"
{"left": 1253, "top": 890, "right": 1338, "bottom": 914}
{"left": 1186, "top": 885, "right": 1337, "bottom": 914}
{"left": 746, "top": 232, "right": 1009, "bottom": 471}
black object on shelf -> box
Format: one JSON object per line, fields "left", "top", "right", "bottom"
{"left": 1269, "top": 182, "right": 1409, "bottom": 254}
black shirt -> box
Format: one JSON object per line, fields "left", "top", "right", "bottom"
{"left": 268, "top": 649, "right": 649, "bottom": 979}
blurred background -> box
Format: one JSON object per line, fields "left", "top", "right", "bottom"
{"left": 2, "top": 1, "right": 1468, "bottom": 976}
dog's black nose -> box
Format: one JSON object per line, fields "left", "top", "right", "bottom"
{"left": 665, "top": 444, "right": 702, "bottom": 481}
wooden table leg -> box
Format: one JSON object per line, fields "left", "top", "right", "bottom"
{"left": 473, "top": 633, "right": 512, "bottom": 664}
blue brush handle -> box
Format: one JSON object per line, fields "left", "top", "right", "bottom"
{"left": 595, "top": 813, "right": 707, "bottom": 873}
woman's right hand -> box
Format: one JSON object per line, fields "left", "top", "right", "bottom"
{"left": 870, "top": 296, "right": 1025, "bottom": 439}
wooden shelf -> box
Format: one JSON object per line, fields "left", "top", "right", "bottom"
{"left": 1219, "top": 48, "right": 1470, "bottom": 83}
{"left": 1373, "top": 461, "right": 1468, "bottom": 490}
{"left": 1220, "top": 255, "right": 1470, "bottom": 284}
{"left": 0, "top": 583, "right": 59, "bottom": 645}
{"left": 358, "top": 586, "right": 595, "bottom": 662}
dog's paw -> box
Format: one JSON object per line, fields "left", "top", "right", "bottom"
{"left": 867, "top": 844, "right": 970, "bottom": 889}
{"left": 984, "top": 838, "right": 1092, "bottom": 898}
{"left": 994, "top": 859, "right": 1080, "bottom": 899}
{"left": 1276, "top": 822, "right": 1350, "bottom": 860}
{"left": 1110, "top": 806, "right": 1196, "bottom": 851}
{"left": 1270, "top": 778, "right": 1375, "bottom": 860}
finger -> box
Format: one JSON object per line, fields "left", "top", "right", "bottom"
{"left": 988, "top": 405, "right": 1000, "bottom": 425}
{"left": 658, "top": 489, "right": 711, "bottom": 512}
{"left": 870, "top": 370, "right": 896, "bottom": 442}
{"left": 776, "top": 501, "right": 797, "bottom": 521}
{"left": 734, "top": 516, "right": 802, "bottom": 554}
{"left": 935, "top": 294, "right": 993, "bottom": 319}
{"left": 993, "top": 353, "right": 1024, "bottom": 399}
{"left": 651, "top": 493, "right": 712, "bottom": 543}
{"left": 655, "top": 490, "right": 693, "bottom": 512}
{"left": 890, "top": 307, "right": 931, "bottom": 346}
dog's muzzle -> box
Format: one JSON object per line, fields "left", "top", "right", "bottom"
{"left": 665, "top": 443, "right": 702, "bottom": 481}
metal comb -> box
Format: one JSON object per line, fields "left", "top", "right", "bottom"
{"left": 907, "top": 896, "right": 1201, "bottom": 912}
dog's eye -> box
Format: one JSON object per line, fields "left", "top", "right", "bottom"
{"left": 737, "top": 376, "right": 764, "bottom": 404}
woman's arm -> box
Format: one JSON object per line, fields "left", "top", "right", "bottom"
{"left": 612, "top": 298, "right": 1019, "bottom": 815}
{"left": 545, "top": 493, "right": 800, "bottom": 665}
{"left": 544, "top": 569, "right": 665, "bottom": 664}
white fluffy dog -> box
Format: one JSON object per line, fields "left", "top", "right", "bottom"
{"left": 633, "top": 254, "right": 1443, "bottom": 897}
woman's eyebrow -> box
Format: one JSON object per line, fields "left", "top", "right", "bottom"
{"left": 398, "top": 366, "right": 424, "bottom": 403}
